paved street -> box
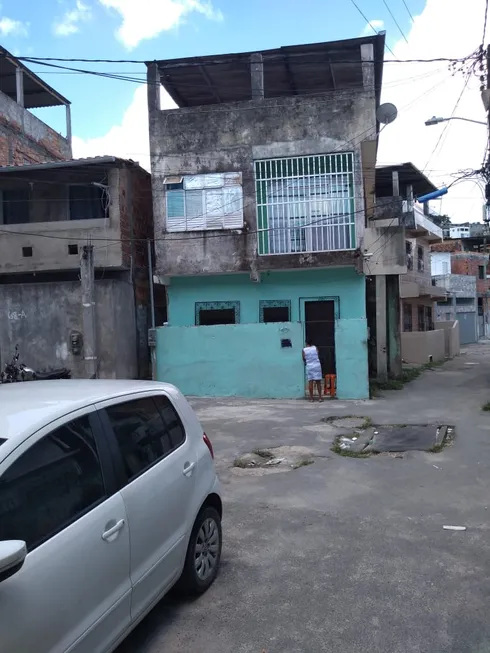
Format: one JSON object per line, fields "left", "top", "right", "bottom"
{"left": 118, "top": 343, "right": 490, "bottom": 653}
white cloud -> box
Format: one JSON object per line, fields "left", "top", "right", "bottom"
{"left": 361, "top": 19, "right": 384, "bottom": 36}
{"left": 53, "top": 0, "right": 91, "bottom": 36}
{"left": 0, "top": 16, "right": 28, "bottom": 37}
{"left": 378, "top": 0, "right": 488, "bottom": 223}
{"left": 74, "top": 0, "right": 488, "bottom": 225}
{"left": 99, "top": 0, "right": 223, "bottom": 49}
{"left": 72, "top": 85, "right": 177, "bottom": 170}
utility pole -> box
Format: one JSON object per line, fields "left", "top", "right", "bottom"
{"left": 81, "top": 244, "right": 97, "bottom": 379}
{"left": 485, "top": 45, "right": 490, "bottom": 218}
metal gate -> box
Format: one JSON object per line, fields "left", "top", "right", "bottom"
{"left": 456, "top": 312, "right": 477, "bottom": 344}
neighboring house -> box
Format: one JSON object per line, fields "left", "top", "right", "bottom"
{"left": 431, "top": 247, "right": 489, "bottom": 342}
{"left": 146, "top": 34, "right": 386, "bottom": 399}
{"left": 0, "top": 157, "right": 155, "bottom": 379}
{"left": 0, "top": 47, "right": 72, "bottom": 165}
{"left": 370, "top": 163, "right": 447, "bottom": 366}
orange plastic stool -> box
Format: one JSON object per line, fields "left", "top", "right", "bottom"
{"left": 324, "top": 374, "right": 337, "bottom": 397}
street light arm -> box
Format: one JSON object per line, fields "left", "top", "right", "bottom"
{"left": 425, "top": 115, "right": 487, "bottom": 126}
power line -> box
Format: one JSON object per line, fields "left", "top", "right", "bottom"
{"left": 382, "top": 0, "right": 409, "bottom": 44}
{"left": 423, "top": 73, "right": 471, "bottom": 172}
{"left": 483, "top": 0, "right": 489, "bottom": 46}
{"left": 17, "top": 53, "right": 476, "bottom": 65}
{"left": 348, "top": 0, "right": 397, "bottom": 57}
{"left": 401, "top": 0, "right": 415, "bottom": 23}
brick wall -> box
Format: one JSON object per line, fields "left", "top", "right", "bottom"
{"left": 0, "top": 100, "right": 71, "bottom": 166}
{"left": 451, "top": 253, "right": 490, "bottom": 294}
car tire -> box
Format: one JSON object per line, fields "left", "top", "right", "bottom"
{"left": 175, "top": 505, "right": 222, "bottom": 596}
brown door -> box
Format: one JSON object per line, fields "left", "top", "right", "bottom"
{"left": 304, "top": 300, "right": 336, "bottom": 375}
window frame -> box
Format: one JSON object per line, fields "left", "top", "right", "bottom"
{"left": 165, "top": 172, "right": 244, "bottom": 233}
{"left": 195, "top": 301, "right": 240, "bottom": 326}
{"left": 1, "top": 188, "right": 31, "bottom": 225}
{"left": 68, "top": 184, "right": 108, "bottom": 221}
{"left": 95, "top": 391, "right": 188, "bottom": 488}
{"left": 259, "top": 300, "right": 292, "bottom": 323}
{"left": 0, "top": 408, "right": 114, "bottom": 552}
{"left": 479, "top": 265, "right": 485, "bottom": 280}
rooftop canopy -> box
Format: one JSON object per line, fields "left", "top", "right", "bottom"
{"left": 147, "top": 34, "right": 385, "bottom": 108}
{"left": 375, "top": 162, "right": 438, "bottom": 198}
{"left": 0, "top": 47, "right": 70, "bottom": 108}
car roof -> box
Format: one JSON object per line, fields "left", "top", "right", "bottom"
{"left": 0, "top": 379, "right": 180, "bottom": 446}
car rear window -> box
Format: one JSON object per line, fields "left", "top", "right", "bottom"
{"left": 0, "top": 439, "right": 6, "bottom": 446}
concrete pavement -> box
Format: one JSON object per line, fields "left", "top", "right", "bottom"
{"left": 117, "top": 342, "right": 490, "bottom": 653}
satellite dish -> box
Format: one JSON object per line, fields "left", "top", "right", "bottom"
{"left": 376, "top": 102, "right": 398, "bottom": 125}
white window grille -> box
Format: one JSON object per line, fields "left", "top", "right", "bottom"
{"left": 165, "top": 172, "right": 243, "bottom": 232}
{"left": 255, "top": 153, "right": 356, "bottom": 255}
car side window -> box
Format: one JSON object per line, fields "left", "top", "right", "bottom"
{"left": 154, "top": 395, "right": 186, "bottom": 449}
{"left": 105, "top": 396, "right": 176, "bottom": 481}
{"left": 0, "top": 415, "right": 106, "bottom": 552}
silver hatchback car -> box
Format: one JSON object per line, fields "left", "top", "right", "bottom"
{"left": 0, "top": 380, "right": 222, "bottom": 653}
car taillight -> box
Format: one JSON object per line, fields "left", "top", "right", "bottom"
{"left": 203, "top": 433, "right": 214, "bottom": 459}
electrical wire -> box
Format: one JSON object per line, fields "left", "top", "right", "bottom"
{"left": 423, "top": 73, "right": 471, "bottom": 173}
{"left": 401, "top": 0, "right": 415, "bottom": 23}
{"left": 349, "top": 0, "right": 397, "bottom": 57}
{"left": 483, "top": 0, "right": 489, "bottom": 46}
{"left": 381, "top": 0, "right": 409, "bottom": 44}
{"left": 17, "top": 54, "right": 474, "bottom": 65}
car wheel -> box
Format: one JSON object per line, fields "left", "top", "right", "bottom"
{"left": 175, "top": 505, "right": 222, "bottom": 596}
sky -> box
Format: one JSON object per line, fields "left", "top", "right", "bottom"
{"left": 0, "top": 0, "right": 487, "bottom": 223}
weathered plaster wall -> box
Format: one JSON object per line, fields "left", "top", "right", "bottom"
{"left": 0, "top": 278, "right": 137, "bottom": 379}
{"left": 149, "top": 89, "right": 376, "bottom": 277}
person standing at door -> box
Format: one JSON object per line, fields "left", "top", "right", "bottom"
{"left": 302, "top": 341, "right": 323, "bottom": 402}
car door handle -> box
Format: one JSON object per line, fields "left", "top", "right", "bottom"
{"left": 102, "top": 519, "right": 125, "bottom": 541}
{"left": 183, "top": 462, "right": 196, "bottom": 477}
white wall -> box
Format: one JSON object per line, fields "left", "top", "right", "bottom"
{"left": 431, "top": 252, "right": 451, "bottom": 276}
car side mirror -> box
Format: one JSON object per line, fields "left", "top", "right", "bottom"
{"left": 0, "top": 540, "right": 27, "bottom": 583}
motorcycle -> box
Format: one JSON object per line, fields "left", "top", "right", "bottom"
{"left": 1, "top": 345, "right": 71, "bottom": 383}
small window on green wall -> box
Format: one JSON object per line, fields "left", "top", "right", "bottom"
{"left": 195, "top": 301, "right": 240, "bottom": 326}
{"left": 259, "top": 300, "right": 291, "bottom": 323}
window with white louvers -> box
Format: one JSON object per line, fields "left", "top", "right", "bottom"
{"left": 165, "top": 172, "right": 244, "bottom": 232}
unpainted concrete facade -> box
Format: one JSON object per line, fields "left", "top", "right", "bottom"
{"left": 148, "top": 43, "right": 380, "bottom": 278}
{"left": 0, "top": 159, "right": 154, "bottom": 379}
{"left": 0, "top": 278, "right": 137, "bottom": 379}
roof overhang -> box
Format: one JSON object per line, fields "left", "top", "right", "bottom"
{"left": 0, "top": 48, "right": 70, "bottom": 108}
{"left": 146, "top": 34, "right": 385, "bottom": 108}
{"left": 376, "top": 162, "right": 437, "bottom": 198}
{"left": 0, "top": 157, "right": 145, "bottom": 184}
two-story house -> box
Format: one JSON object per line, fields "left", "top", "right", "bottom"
{"left": 147, "top": 35, "right": 386, "bottom": 399}
{"left": 0, "top": 156, "right": 155, "bottom": 379}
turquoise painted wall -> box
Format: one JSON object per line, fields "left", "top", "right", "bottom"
{"left": 156, "top": 322, "right": 304, "bottom": 398}
{"left": 160, "top": 268, "right": 369, "bottom": 399}
{"left": 167, "top": 268, "right": 366, "bottom": 325}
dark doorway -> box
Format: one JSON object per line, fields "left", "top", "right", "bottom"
{"left": 304, "top": 300, "right": 336, "bottom": 375}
